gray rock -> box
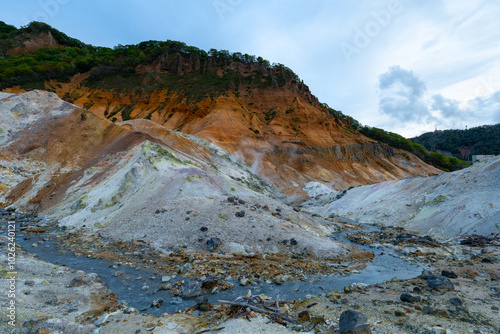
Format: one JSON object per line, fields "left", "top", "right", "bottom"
{"left": 207, "top": 237, "right": 221, "bottom": 252}
{"left": 339, "top": 310, "right": 370, "bottom": 333}
{"left": 151, "top": 298, "right": 163, "bottom": 307}
{"left": 201, "top": 275, "right": 218, "bottom": 289}
{"left": 427, "top": 275, "right": 454, "bottom": 291}
{"left": 95, "top": 314, "right": 108, "bottom": 326}
{"left": 195, "top": 296, "right": 210, "bottom": 311}
{"left": 179, "top": 263, "right": 193, "bottom": 273}
{"left": 442, "top": 270, "right": 458, "bottom": 279}
{"left": 420, "top": 269, "right": 433, "bottom": 279}
{"left": 170, "top": 297, "right": 183, "bottom": 304}
{"left": 181, "top": 281, "right": 202, "bottom": 298}
{"left": 235, "top": 210, "right": 245, "bottom": 217}
{"left": 400, "top": 293, "right": 415, "bottom": 303}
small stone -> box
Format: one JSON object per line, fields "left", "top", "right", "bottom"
{"left": 23, "top": 320, "right": 37, "bottom": 328}
{"left": 180, "top": 281, "right": 202, "bottom": 298}
{"left": 297, "top": 310, "right": 310, "bottom": 321}
{"left": 339, "top": 310, "right": 370, "bottom": 334}
{"left": 238, "top": 199, "right": 245, "bottom": 204}
{"left": 151, "top": 298, "right": 163, "bottom": 307}
{"left": 431, "top": 326, "right": 447, "bottom": 334}
{"left": 24, "top": 280, "right": 35, "bottom": 286}
{"left": 159, "top": 283, "right": 172, "bottom": 290}
{"left": 207, "top": 237, "right": 221, "bottom": 252}
{"left": 449, "top": 297, "right": 462, "bottom": 306}
{"left": 179, "top": 263, "right": 193, "bottom": 273}
{"left": 274, "top": 275, "right": 286, "bottom": 285}
{"left": 235, "top": 210, "right": 245, "bottom": 217}
{"left": 240, "top": 278, "right": 249, "bottom": 286}
{"left": 170, "top": 297, "right": 183, "bottom": 305}
{"left": 422, "top": 306, "right": 434, "bottom": 314}
{"left": 290, "top": 238, "right": 298, "bottom": 245}
{"left": 442, "top": 270, "right": 458, "bottom": 279}
{"left": 200, "top": 226, "right": 208, "bottom": 232}
{"left": 201, "top": 275, "right": 218, "bottom": 289}
{"left": 492, "top": 306, "right": 500, "bottom": 311}
{"left": 400, "top": 293, "right": 415, "bottom": 303}
{"left": 433, "top": 309, "right": 448, "bottom": 317}
{"left": 227, "top": 196, "right": 235, "bottom": 202}
{"left": 427, "top": 275, "right": 454, "bottom": 291}
{"left": 420, "top": 269, "right": 433, "bottom": 279}
{"left": 67, "top": 277, "right": 85, "bottom": 288}
{"left": 95, "top": 314, "right": 108, "bottom": 326}
{"left": 195, "top": 296, "right": 210, "bottom": 312}
{"left": 161, "top": 276, "right": 172, "bottom": 283}
{"left": 394, "top": 310, "right": 405, "bottom": 317}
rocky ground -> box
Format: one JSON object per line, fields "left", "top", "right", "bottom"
{"left": 1, "top": 209, "right": 499, "bottom": 334}
{"left": 1, "top": 91, "right": 499, "bottom": 333}
{"left": 303, "top": 155, "right": 500, "bottom": 240}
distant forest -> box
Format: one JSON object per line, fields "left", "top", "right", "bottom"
{"left": 411, "top": 124, "right": 500, "bottom": 159}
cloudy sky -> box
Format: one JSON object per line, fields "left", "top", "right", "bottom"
{"left": 2, "top": 0, "right": 500, "bottom": 137}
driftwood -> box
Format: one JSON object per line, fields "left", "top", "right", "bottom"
{"left": 194, "top": 328, "right": 225, "bottom": 334}
{"left": 218, "top": 300, "right": 297, "bottom": 324}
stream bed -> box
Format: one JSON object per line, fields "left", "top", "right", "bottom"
{"left": 1, "top": 209, "right": 430, "bottom": 317}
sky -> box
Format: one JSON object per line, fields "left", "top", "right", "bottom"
{"left": 2, "top": 0, "right": 500, "bottom": 138}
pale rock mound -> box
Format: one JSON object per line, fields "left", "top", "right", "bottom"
{"left": 305, "top": 156, "right": 500, "bottom": 239}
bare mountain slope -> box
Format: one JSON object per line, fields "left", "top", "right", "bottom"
{"left": 0, "top": 90, "right": 353, "bottom": 259}
{"left": 304, "top": 156, "right": 500, "bottom": 239}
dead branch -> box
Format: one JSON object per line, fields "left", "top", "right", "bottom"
{"left": 218, "top": 300, "right": 296, "bottom": 324}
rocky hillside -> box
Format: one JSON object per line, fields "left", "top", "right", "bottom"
{"left": 1, "top": 90, "right": 359, "bottom": 259}
{"left": 304, "top": 155, "right": 500, "bottom": 239}
{"left": 0, "top": 22, "right": 442, "bottom": 197}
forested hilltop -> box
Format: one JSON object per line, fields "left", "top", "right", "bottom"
{"left": 411, "top": 124, "right": 500, "bottom": 159}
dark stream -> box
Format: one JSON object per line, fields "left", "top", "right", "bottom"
{"left": 1, "top": 209, "right": 429, "bottom": 316}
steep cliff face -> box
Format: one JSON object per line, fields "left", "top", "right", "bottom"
{"left": 0, "top": 27, "right": 442, "bottom": 196}
{"left": 35, "top": 70, "right": 441, "bottom": 197}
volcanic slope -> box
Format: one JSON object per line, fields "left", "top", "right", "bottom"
{"left": 44, "top": 70, "right": 442, "bottom": 197}
{"left": 304, "top": 155, "right": 500, "bottom": 240}
{"left": 0, "top": 22, "right": 442, "bottom": 196}
{"left": 0, "top": 90, "right": 354, "bottom": 259}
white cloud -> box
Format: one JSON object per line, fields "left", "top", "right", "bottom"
{"left": 376, "top": 66, "right": 500, "bottom": 137}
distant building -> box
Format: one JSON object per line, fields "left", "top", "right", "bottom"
{"left": 472, "top": 155, "right": 496, "bottom": 163}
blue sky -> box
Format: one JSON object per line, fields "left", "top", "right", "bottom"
{"left": 2, "top": 0, "right": 500, "bottom": 137}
